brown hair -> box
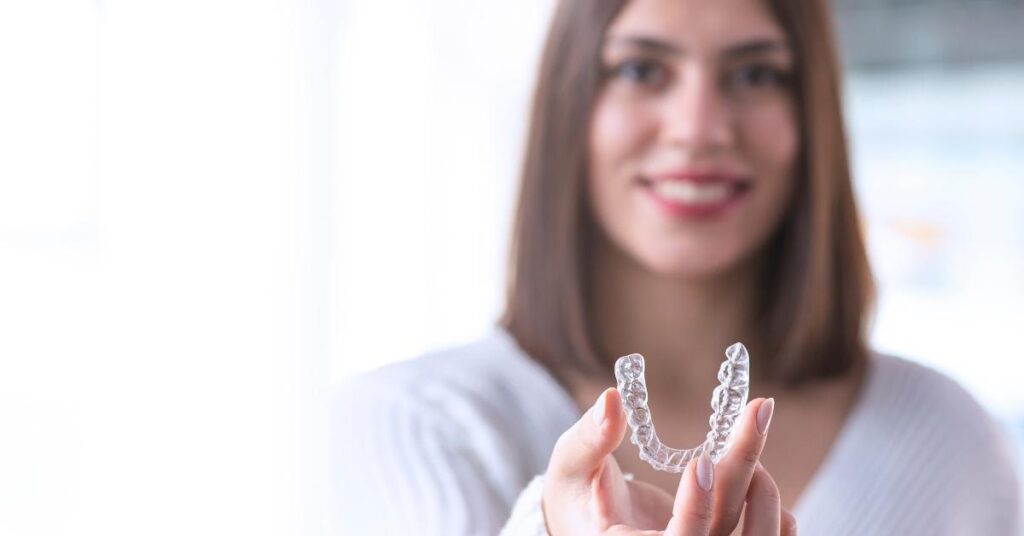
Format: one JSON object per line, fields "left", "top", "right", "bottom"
{"left": 500, "top": 0, "right": 875, "bottom": 387}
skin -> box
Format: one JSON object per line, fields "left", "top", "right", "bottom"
{"left": 542, "top": 0, "right": 867, "bottom": 533}
{"left": 544, "top": 389, "right": 795, "bottom": 535}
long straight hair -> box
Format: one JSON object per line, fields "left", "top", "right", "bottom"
{"left": 500, "top": 0, "right": 875, "bottom": 387}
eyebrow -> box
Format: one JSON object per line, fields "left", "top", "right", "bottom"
{"left": 604, "top": 35, "right": 791, "bottom": 59}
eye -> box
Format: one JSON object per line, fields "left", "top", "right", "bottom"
{"left": 728, "top": 64, "right": 791, "bottom": 90}
{"left": 611, "top": 59, "right": 668, "bottom": 87}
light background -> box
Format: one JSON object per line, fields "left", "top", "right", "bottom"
{"left": 0, "top": 1, "right": 1020, "bottom": 534}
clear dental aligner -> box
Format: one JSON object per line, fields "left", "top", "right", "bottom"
{"left": 614, "top": 343, "right": 750, "bottom": 473}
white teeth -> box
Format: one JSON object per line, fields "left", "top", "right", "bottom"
{"left": 651, "top": 181, "right": 733, "bottom": 204}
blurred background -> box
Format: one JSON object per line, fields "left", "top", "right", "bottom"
{"left": 1, "top": 0, "right": 1021, "bottom": 534}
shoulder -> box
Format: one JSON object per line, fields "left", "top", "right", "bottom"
{"left": 798, "top": 353, "right": 1021, "bottom": 533}
{"left": 332, "top": 328, "right": 579, "bottom": 532}
{"left": 337, "top": 327, "right": 578, "bottom": 443}
{"left": 863, "top": 353, "right": 1011, "bottom": 454}
{"left": 852, "top": 352, "right": 1021, "bottom": 531}
{"left": 334, "top": 326, "right": 579, "bottom": 493}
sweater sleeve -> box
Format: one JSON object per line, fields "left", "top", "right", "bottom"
{"left": 333, "top": 377, "right": 510, "bottom": 535}
{"left": 499, "top": 474, "right": 550, "bottom": 536}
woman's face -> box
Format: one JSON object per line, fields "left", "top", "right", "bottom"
{"left": 587, "top": 0, "right": 799, "bottom": 279}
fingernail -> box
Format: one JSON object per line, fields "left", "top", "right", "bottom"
{"left": 757, "top": 398, "right": 775, "bottom": 436}
{"left": 591, "top": 390, "right": 608, "bottom": 426}
{"left": 696, "top": 452, "right": 714, "bottom": 491}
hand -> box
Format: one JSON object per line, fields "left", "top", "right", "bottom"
{"left": 541, "top": 388, "right": 796, "bottom": 535}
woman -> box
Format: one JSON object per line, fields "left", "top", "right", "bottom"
{"left": 335, "top": 0, "right": 1021, "bottom": 534}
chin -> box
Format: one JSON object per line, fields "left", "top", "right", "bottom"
{"left": 636, "top": 250, "right": 740, "bottom": 280}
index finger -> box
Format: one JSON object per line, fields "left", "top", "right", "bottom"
{"left": 708, "top": 397, "right": 774, "bottom": 535}
{"left": 547, "top": 387, "right": 627, "bottom": 483}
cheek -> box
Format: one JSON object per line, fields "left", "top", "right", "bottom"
{"left": 587, "top": 95, "right": 650, "bottom": 227}
{"left": 742, "top": 100, "right": 799, "bottom": 178}
{"left": 588, "top": 94, "right": 653, "bottom": 181}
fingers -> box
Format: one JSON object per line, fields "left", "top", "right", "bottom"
{"left": 709, "top": 397, "right": 774, "bottom": 534}
{"left": 781, "top": 510, "right": 798, "bottom": 536}
{"left": 663, "top": 452, "right": 714, "bottom": 536}
{"left": 740, "top": 463, "right": 782, "bottom": 536}
{"left": 544, "top": 388, "right": 629, "bottom": 534}
{"left": 547, "top": 387, "right": 627, "bottom": 483}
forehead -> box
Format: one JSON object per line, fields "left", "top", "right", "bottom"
{"left": 605, "top": 0, "right": 788, "bottom": 55}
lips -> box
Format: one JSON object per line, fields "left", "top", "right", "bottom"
{"left": 639, "top": 171, "right": 751, "bottom": 218}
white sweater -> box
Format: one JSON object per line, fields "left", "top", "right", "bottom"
{"left": 334, "top": 327, "right": 1022, "bottom": 535}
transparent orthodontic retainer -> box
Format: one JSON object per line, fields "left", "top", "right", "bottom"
{"left": 614, "top": 342, "right": 750, "bottom": 473}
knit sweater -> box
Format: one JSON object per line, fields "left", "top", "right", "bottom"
{"left": 333, "top": 327, "right": 1022, "bottom": 535}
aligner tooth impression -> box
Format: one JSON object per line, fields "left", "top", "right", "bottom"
{"left": 614, "top": 342, "right": 750, "bottom": 472}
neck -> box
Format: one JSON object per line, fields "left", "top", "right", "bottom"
{"left": 585, "top": 237, "right": 765, "bottom": 402}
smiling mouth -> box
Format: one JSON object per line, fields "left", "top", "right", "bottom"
{"left": 648, "top": 180, "right": 747, "bottom": 204}
{"left": 637, "top": 177, "right": 752, "bottom": 217}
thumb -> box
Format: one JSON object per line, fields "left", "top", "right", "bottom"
{"left": 547, "top": 387, "right": 627, "bottom": 483}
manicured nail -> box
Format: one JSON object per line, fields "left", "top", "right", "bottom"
{"left": 757, "top": 398, "right": 775, "bottom": 436}
{"left": 696, "top": 452, "right": 714, "bottom": 491}
{"left": 592, "top": 390, "right": 608, "bottom": 425}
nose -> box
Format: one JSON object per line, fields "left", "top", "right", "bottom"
{"left": 660, "top": 68, "right": 735, "bottom": 152}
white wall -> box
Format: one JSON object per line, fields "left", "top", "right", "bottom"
{"left": 0, "top": 1, "right": 336, "bottom": 534}
{"left": 335, "top": 0, "right": 556, "bottom": 377}
{"left": 847, "top": 66, "right": 1024, "bottom": 416}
